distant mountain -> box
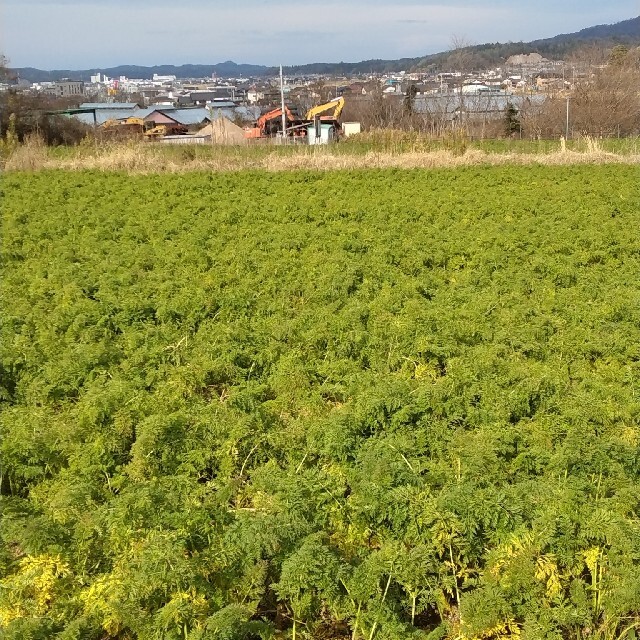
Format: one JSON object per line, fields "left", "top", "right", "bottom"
{"left": 510, "top": 15, "right": 640, "bottom": 61}
{"left": 10, "top": 16, "right": 640, "bottom": 82}
{"left": 306, "top": 16, "right": 640, "bottom": 74}
{"left": 12, "top": 61, "right": 272, "bottom": 84}
{"left": 412, "top": 16, "right": 640, "bottom": 71}
{"left": 545, "top": 16, "right": 640, "bottom": 42}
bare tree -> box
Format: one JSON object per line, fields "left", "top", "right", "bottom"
{"left": 566, "top": 43, "right": 610, "bottom": 68}
{"left": 447, "top": 35, "right": 476, "bottom": 74}
{"left": 0, "top": 54, "right": 17, "bottom": 84}
{"left": 445, "top": 35, "right": 476, "bottom": 136}
{"left": 522, "top": 46, "right": 640, "bottom": 137}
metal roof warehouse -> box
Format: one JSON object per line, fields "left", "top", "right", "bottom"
{"left": 69, "top": 105, "right": 212, "bottom": 127}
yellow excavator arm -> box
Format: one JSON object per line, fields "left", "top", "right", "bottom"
{"left": 305, "top": 97, "right": 345, "bottom": 121}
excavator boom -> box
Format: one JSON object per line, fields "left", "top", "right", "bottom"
{"left": 246, "top": 105, "right": 297, "bottom": 138}
{"left": 256, "top": 106, "right": 295, "bottom": 130}
{"left": 305, "top": 97, "right": 345, "bottom": 121}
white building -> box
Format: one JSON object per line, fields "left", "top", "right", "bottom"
{"left": 247, "top": 89, "right": 265, "bottom": 104}
{"left": 153, "top": 74, "right": 177, "bottom": 83}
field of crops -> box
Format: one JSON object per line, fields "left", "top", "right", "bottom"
{"left": 2, "top": 165, "right": 640, "bottom": 639}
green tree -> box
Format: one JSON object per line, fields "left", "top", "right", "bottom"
{"left": 504, "top": 102, "right": 522, "bottom": 137}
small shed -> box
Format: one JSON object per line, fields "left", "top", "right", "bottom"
{"left": 306, "top": 123, "right": 337, "bottom": 145}
{"left": 342, "top": 122, "right": 362, "bottom": 137}
{"left": 144, "top": 110, "right": 180, "bottom": 125}
{"left": 143, "top": 108, "right": 210, "bottom": 133}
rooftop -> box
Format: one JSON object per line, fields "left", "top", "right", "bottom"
{"left": 79, "top": 102, "right": 139, "bottom": 110}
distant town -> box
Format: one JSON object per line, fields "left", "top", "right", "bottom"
{"left": 1, "top": 51, "right": 599, "bottom": 144}
{"left": 2, "top": 11, "right": 638, "bottom": 145}
{"left": 7, "top": 51, "right": 571, "bottom": 102}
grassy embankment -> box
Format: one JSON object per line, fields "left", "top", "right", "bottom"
{"left": 2, "top": 132, "right": 639, "bottom": 172}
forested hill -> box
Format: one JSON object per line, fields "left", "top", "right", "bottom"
{"left": 287, "top": 16, "right": 640, "bottom": 73}
{"left": 11, "top": 16, "right": 639, "bottom": 81}
{"left": 513, "top": 15, "right": 640, "bottom": 60}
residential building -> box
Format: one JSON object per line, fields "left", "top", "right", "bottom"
{"left": 45, "top": 80, "right": 85, "bottom": 98}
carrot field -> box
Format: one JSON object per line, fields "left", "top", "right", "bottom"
{"left": 2, "top": 165, "right": 640, "bottom": 639}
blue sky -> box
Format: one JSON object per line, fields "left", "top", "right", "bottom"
{"left": 1, "top": 0, "right": 637, "bottom": 69}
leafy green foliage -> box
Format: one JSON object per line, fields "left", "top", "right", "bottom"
{"left": 1, "top": 166, "right": 640, "bottom": 639}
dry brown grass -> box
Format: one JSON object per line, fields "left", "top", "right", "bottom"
{"left": 3, "top": 138, "right": 639, "bottom": 173}
{"left": 264, "top": 147, "right": 639, "bottom": 170}
{"left": 3, "top": 135, "right": 49, "bottom": 171}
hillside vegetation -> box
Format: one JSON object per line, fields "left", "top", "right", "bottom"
{"left": 2, "top": 166, "right": 640, "bottom": 639}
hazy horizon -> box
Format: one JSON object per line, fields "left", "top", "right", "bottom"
{"left": 1, "top": 1, "right": 637, "bottom": 70}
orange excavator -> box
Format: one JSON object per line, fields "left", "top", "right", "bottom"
{"left": 244, "top": 105, "right": 299, "bottom": 139}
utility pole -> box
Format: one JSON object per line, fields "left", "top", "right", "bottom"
{"left": 280, "top": 65, "right": 287, "bottom": 144}
{"left": 92, "top": 108, "right": 98, "bottom": 151}
{"left": 565, "top": 96, "right": 570, "bottom": 140}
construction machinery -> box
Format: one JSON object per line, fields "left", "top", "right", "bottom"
{"left": 103, "top": 117, "right": 142, "bottom": 129}
{"left": 144, "top": 123, "right": 187, "bottom": 138}
{"left": 101, "top": 117, "right": 145, "bottom": 138}
{"left": 245, "top": 98, "right": 346, "bottom": 142}
{"left": 305, "top": 96, "right": 345, "bottom": 122}
{"left": 305, "top": 97, "right": 345, "bottom": 145}
{"left": 102, "top": 117, "right": 187, "bottom": 139}
{"left": 244, "top": 105, "right": 301, "bottom": 139}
